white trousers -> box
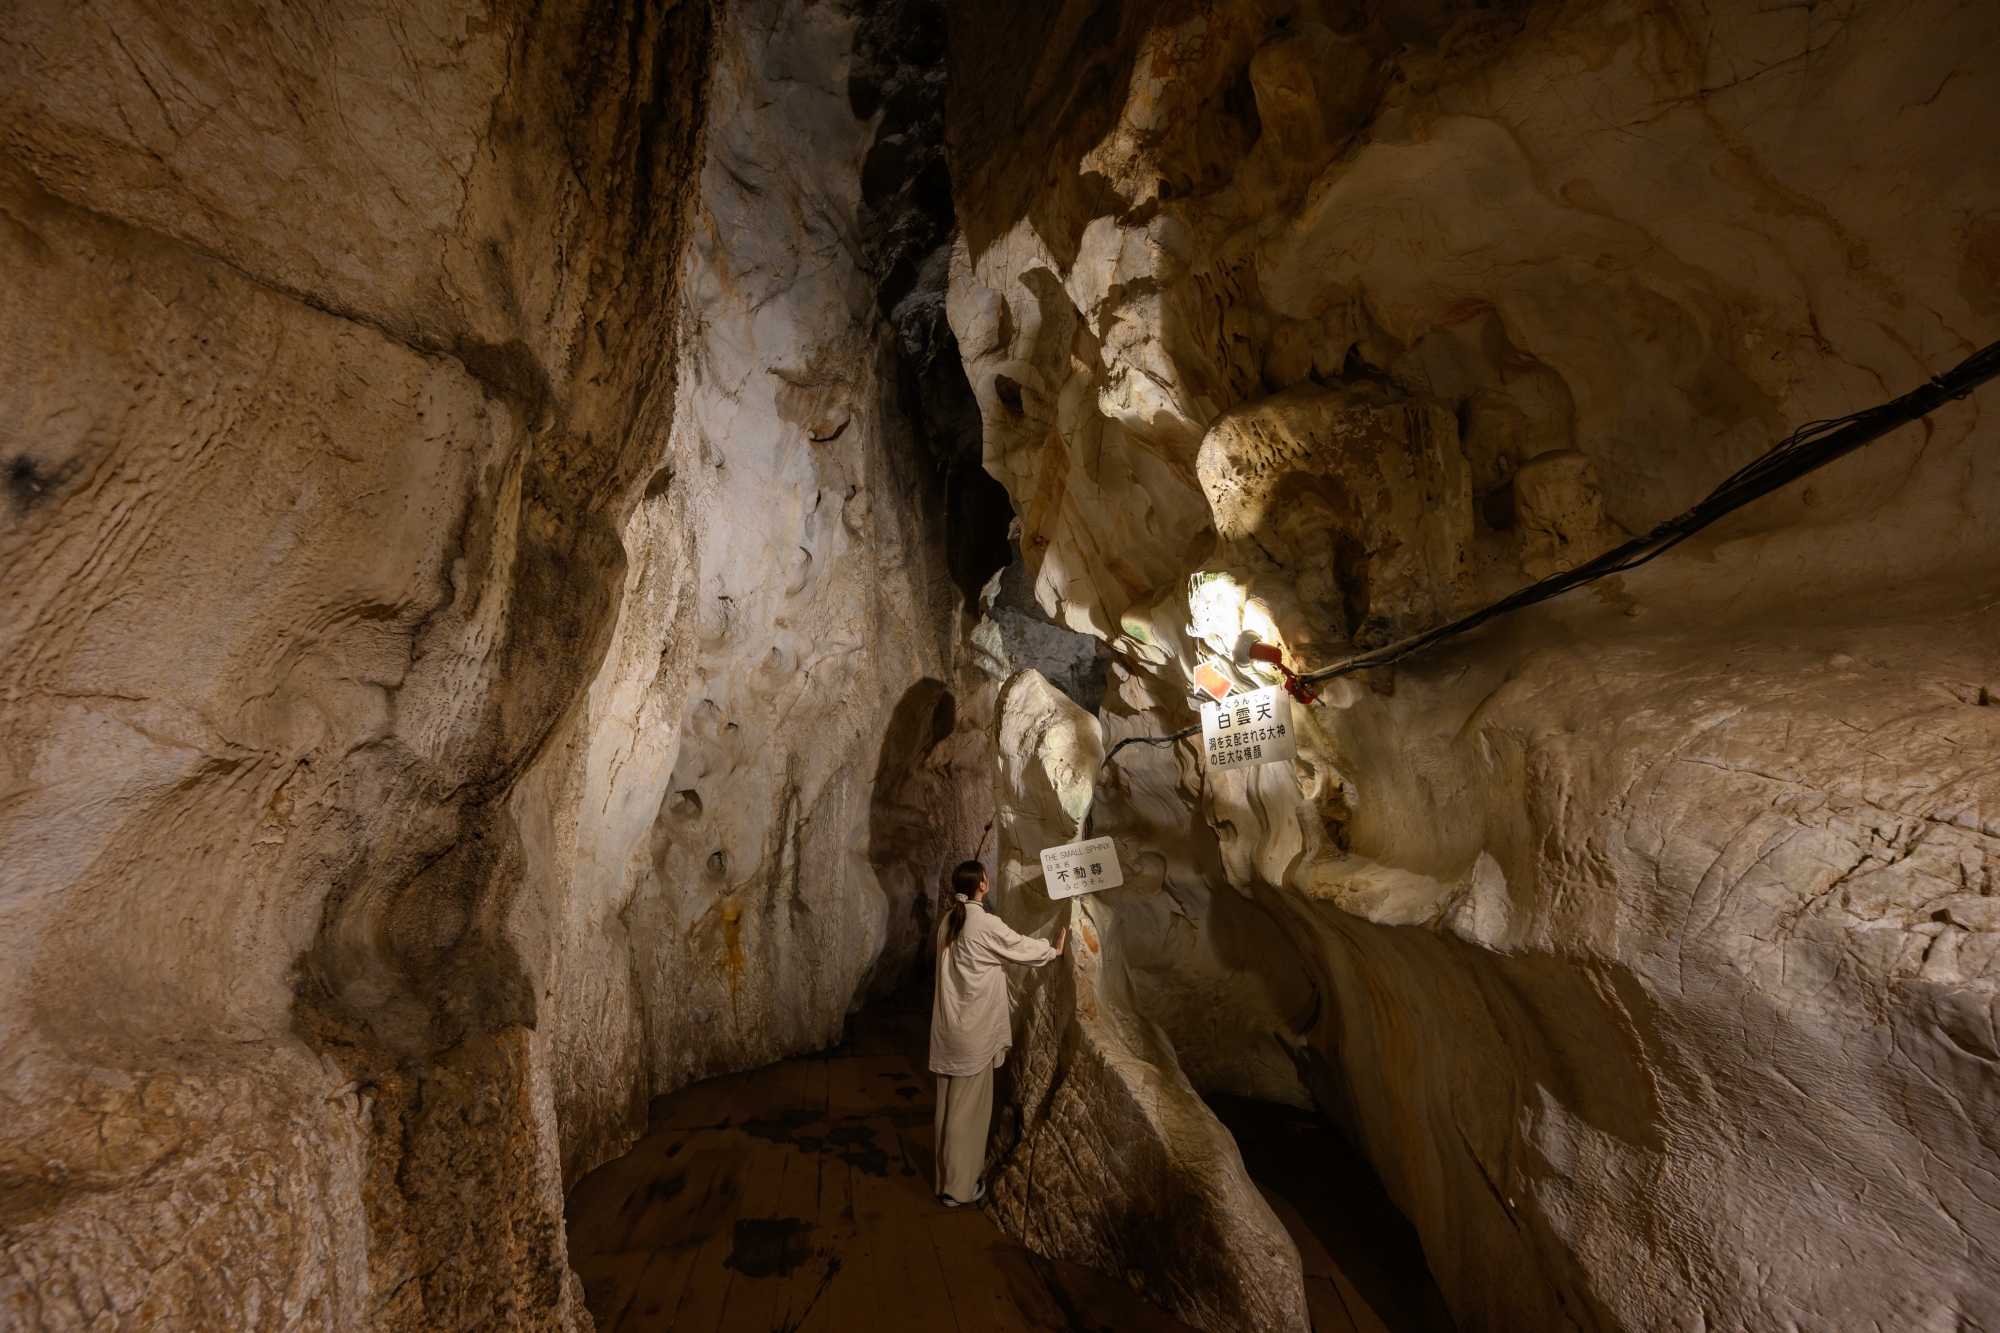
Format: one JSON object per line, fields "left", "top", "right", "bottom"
{"left": 933, "top": 1065, "right": 994, "bottom": 1202}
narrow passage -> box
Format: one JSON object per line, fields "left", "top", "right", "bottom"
{"left": 566, "top": 983, "right": 1456, "bottom": 1331}
{"left": 1209, "top": 1098, "right": 1457, "bottom": 1333}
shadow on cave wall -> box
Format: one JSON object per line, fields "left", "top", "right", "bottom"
{"left": 970, "top": 544, "right": 1114, "bottom": 712}
{"left": 865, "top": 677, "right": 958, "bottom": 998}
{"left": 283, "top": 0, "right": 718, "bottom": 1324}
{"left": 857, "top": 0, "right": 1118, "bottom": 714}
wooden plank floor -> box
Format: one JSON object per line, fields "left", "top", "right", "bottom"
{"left": 567, "top": 992, "right": 1454, "bottom": 1333}
{"left": 565, "top": 1001, "right": 1197, "bottom": 1333}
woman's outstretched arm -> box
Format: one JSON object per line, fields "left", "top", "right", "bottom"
{"left": 984, "top": 916, "right": 1064, "bottom": 965}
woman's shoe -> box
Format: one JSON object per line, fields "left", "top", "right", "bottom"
{"left": 942, "top": 1180, "right": 987, "bottom": 1208}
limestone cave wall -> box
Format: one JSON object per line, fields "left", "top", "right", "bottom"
{"left": 0, "top": 0, "right": 990, "bottom": 1327}
{"left": 4, "top": 0, "right": 1999, "bottom": 1330}
{"left": 949, "top": 0, "right": 2000, "bottom": 1330}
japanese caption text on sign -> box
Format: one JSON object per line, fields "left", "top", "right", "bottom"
{"left": 1038, "top": 836, "right": 1122, "bottom": 900}
{"left": 1199, "top": 683, "right": 1297, "bottom": 771}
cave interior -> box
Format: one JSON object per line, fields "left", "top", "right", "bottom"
{"left": 3, "top": 0, "right": 1998, "bottom": 1330}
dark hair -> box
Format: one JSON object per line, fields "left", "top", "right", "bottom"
{"left": 944, "top": 861, "right": 987, "bottom": 947}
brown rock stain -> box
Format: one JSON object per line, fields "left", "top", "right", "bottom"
{"left": 721, "top": 898, "right": 745, "bottom": 1000}
{"left": 1021, "top": 426, "right": 1070, "bottom": 552}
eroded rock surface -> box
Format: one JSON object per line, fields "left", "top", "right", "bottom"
{"left": 983, "top": 671, "right": 1308, "bottom": 1333}
{"left": 949, "top": 0, "right": 2000, "bottom": 1328}
{"left": 3, "top": 1, "right": 713, "bottom": 1323}
{"left": 1, "top": 0, "right": 987, "bottom": 1327}
{"left": 5, "top": 0, "right": 1999, "bottom": 1329}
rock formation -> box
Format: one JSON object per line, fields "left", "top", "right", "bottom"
{"left": 949, "top": 0, "right": 2000, "bottom": 1329}
{"left": 2, "top": 0, "right": 1998, "bottom": 1330}
{"left": 2, "top": 0, "right": 989, "bottom": 1326}
{"left": 984, "top": 670, "right": 1310, "bottom": 1333}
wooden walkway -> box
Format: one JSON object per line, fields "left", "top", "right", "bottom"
{"left": 563, "top": 1001, "right": 1195, "bottom": 1332}
{"left": 565, "top": 991, "right": 1452, "bottom": 1333}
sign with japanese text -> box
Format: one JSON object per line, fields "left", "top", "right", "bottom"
{"left": 1038, "top": 836, "right": 1122, "bottom": 900}
{"left": 1200, "top": 684, "right": 1297, "bottom": 771}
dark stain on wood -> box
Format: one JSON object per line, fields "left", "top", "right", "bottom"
{"left": 724, "top": 1216, "right": 817, "bottom": 1278}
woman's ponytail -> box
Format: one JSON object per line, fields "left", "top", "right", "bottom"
{"left": 944, "top": 860, "right": 986, "bottom": 947}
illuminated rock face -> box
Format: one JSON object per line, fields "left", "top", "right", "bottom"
{"left": 0, "top": 0, "right": 985, "bottom": 1326}
{"left": 984, "top": 669, "right": 1312, "bottom": 1333}
{"left": 951, "top": 0, "right": 2000, "bottom": 1328}
{"left": 4, "top": 0, "right": 1999, "bottom": 1328}
{"left": 1195, "top": 380, "right": 1472, "bottom": 658}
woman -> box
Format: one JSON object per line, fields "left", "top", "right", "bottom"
{"left": 929, "top": 859, "right": 1066, "bottom": 1206}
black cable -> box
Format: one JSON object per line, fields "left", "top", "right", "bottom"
{"left": 1293, "top": 337, "right": 2000, "bottom": 686}
{"left": 1093, "top": 339, "right": 1999, "bottom": 778}
{"left": 1100, "top": 724, "right": 1200, "bottom": 773}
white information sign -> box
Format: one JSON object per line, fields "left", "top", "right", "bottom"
{"left": 1039, "top": 836, "right": 1122, "bottom": 900}
{"left": 1200, "top": 684, "right": 1297, "bottom": 771}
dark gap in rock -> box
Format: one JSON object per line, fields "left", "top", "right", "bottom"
{"left": 863, "top": 678, "right": 958, "bottom": 1002}
{"left": 928, "top": 690, "right": 957, "bottom": 745}
{"left": 993, "top": 373, "right": 1025, "bottom": 414}
{"left": 850, "top": 0, "right": 1012, "bottom": 607}
{"left": 6, "top": 453, "right": 56, "bottom": 511}
{"left": 1207, "top": 1094, "right": 1458, "bottom": 1333}
{"left": 972, "top": 542, "right": 1111, "bottom": 712}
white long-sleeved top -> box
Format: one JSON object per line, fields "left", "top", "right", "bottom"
{"left": 928, "top": 898, "right": 1060, "bottom": 1076}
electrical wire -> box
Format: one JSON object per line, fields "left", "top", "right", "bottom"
{"left": 1096, "top": 337, "right": 2000, "bottom": 774}
{"left": 1295, "top": 336, "right": 2000, "bottom": 686}
{"left": 1099, "top": 723, "right": 1201, "bottom": 772}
